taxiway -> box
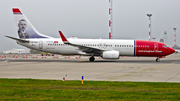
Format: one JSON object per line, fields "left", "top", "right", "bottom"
{"left": 0, "top": 54, "right": 180, "bottom": 82}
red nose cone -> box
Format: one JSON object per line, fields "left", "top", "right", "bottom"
{"left": 169, "top": 47, "right": 175, "bottom": 54}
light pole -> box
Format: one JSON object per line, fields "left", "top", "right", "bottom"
{"left": 173, "top": 28, "right": 177, "bottom": 48}
{"left": 164, "top": 31, "right": 167, "bottom": 45}
{"left": 147, "top": 14, "right": 152, "bottom": 41}
{"left": 109, "top": 0, "right": 113, "bottom": 39}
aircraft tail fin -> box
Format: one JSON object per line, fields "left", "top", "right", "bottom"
{"left": 12, "top": 8, "right": 52, "bottom": 39}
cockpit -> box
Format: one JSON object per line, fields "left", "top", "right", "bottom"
{"left": 162, "top": 45, "right": 167, "bottom": 48}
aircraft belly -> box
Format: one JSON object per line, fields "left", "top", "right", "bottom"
{"left": 56, "top": 46, "right": 79, "bottom": 55}
{"left": 59, "top": 49, "right": 79, "bottom": 54}
{"left": 119, "top": 48, "right": 134, "bottom": 56}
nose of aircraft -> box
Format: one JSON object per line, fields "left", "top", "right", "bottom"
{"left": 168, "top": 47, "right": 175, "bottom": 55}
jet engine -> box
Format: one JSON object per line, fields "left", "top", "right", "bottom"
{"left": 102, "top": 51, "right": 119, "bottom": 59}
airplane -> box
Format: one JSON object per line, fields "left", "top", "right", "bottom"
{"left": 6, "top": 8, "right": 175, "bottom": 62}
{"left": 175, "top": 49, "right": 180, "bottom": 53}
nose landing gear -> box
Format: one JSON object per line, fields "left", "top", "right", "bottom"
{"left": 156, "top": 57, "right": 160, "bottom": 62}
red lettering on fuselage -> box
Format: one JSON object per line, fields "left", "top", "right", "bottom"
{"left": 135, "top": 40, "right": 175, "bottom": 57}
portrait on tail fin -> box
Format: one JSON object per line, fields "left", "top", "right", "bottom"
{"left": 13, "top": 8, "right": 51, "bottom": 39}
{"left": 18, "top": 19, "right": 29, "bottom": 39}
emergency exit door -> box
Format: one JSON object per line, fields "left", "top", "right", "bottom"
{"left": 39, "top": 41, "right": 43, "bottom": 49}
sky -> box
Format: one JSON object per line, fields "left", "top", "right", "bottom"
{"left": 0, "top": 0, "right": 180, "bottom": 52}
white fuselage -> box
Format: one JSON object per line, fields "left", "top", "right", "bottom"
{"left": 18, "top": 38, "right": 135, "bottom": 56}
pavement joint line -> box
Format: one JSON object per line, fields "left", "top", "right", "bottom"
{"left": 165, "top": 73, "right": 180, "bottom": 82}
{"left": 80, "top": 60, "right": 89, "bottom": 61}
{"left": 105, "top": 62, "right": 177, "bottom": 81}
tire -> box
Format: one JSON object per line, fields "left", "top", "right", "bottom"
{"left": 156, "top": 58, "right": 160, "bottom": 62}
{"left": 89, "top": 56, "right": 95, "bottom": 62}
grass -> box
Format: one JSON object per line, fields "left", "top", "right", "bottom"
{"left": 0, "top": 78, "right": 180, "bottom": 100}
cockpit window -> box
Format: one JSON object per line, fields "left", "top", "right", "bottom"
{"left": 163, "top": 45, "right": 167, "bottom": 48}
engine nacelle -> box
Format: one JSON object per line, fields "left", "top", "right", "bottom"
{"left": 102, "top": 51, "right": 119, "bottom": 59}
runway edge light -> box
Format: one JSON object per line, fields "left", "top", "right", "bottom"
{"left": 82, "top": 76, "right": 84, "bottom": 85}
{"left": 63, "top": 77, "right": 65, "bottom": 81}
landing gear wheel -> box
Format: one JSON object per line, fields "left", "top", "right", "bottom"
{"left": 156, "top": 58, "right": 160, "bottom": 62}
{"left": 89, "top": 56, "right": 95, "bottom": 62}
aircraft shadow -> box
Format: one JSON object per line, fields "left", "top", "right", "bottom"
{"left": 2, "top": 59, "right": 180, "bottom": 64}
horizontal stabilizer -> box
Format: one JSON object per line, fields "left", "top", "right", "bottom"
{"left": 5, "top": 36, "right": 29, "bottom": 43}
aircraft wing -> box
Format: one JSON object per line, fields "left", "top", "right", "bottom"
{"left": 70, "top": 43, "right": 104, "bottom": 54}
{"left": 5, "top": 35, "right": 29, "bottom": 43}
{"left": 59, "top": 31, "right": 105, "bottom": 54}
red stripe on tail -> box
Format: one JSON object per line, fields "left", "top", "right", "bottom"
{"left": 12, "top": 8, "right": 21, "bottom": 13}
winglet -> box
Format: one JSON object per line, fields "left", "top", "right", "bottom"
{"left": 59, "top": 31, "right": 70, "bottom": 44}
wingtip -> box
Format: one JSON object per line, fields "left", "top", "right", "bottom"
{"left": 59, "top": 31, "right": 63, "bottom": 37}
{"left": 59, "top": 31, "right": 66, "bottom": 41}
{"left": 58, "top": 31, "right": 69, "bottom": 44}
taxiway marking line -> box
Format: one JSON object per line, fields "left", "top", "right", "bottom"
{"left": 105, "top": 62, "right": 177, "bottom": 81}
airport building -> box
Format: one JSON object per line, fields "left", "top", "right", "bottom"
{"left": 3, "top": 48, "right": 30, "bottom": 54}
{"left": 160, "top": 38, "right": 164, "bottom": 43}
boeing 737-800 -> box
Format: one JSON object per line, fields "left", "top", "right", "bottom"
{"left": 6, "top": 8, "right": 175, "bottom": 62}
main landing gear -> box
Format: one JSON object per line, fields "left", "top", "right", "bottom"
{"left": 156, "top": 57, "right": 160, "bottom": 62}
{"left": 89, "top": 56, "right": 95, "bottom": 62}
